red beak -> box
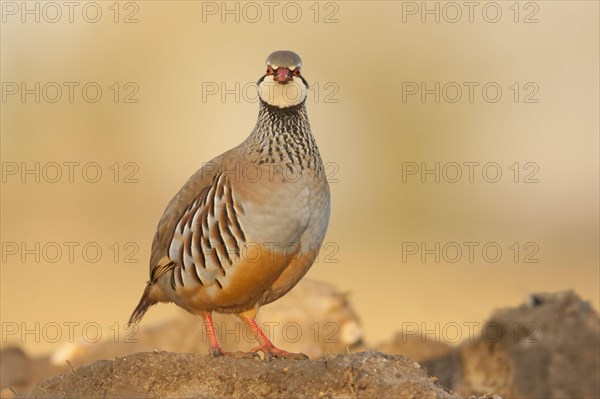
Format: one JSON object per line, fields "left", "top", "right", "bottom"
{"left": 274, "top": 68, "right": 292, "bottom": 83}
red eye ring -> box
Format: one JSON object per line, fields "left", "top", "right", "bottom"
{"left": 267, "top": 65, "right": 275, "bottom": 75}
{"left": 292, "top": 67, "right": 301, "bottom": 77}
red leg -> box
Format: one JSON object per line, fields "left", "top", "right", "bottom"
{"left": 201, "top": 312, "right": 258, "bottom": 359}
{"left": 239, "top": 312, "right": 308, "bottom": 360}
{"left": 201, "top": 312, "right": 225, "bottom": 357}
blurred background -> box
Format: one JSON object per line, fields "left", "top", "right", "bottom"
{"left": 1, "top": 0, "right": 598, "bottom": 360}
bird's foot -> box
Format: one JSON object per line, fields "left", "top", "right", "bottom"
{"left": 251, "top": 344, "right": 308, "bottom": 361}
{"left": 209, "top": 347, "right": 260, "bottom": 359}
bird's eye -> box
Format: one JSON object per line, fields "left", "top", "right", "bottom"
{"left": 267, "top": 65, "right": 275, "bottom": 75}
{"left": 292, "top": 67, "right": 301, "bottom": 77}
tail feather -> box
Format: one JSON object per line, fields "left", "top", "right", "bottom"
{"left": 128, "top": 284, "right": 159, "bottom": 327}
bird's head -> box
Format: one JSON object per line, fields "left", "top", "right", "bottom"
{"left": 258, "top": 50, "right": 308, "bottom": 109}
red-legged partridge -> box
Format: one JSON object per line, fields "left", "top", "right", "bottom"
{"left": 129, "top": 50, "right": 331, "bottom": 360}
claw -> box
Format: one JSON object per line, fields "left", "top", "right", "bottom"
{"left": 209, "top": 347, "right": 226, "bottom": 358}
{"left": 251, "top": 344, "right": 308, "bottom": 360}
{"left": 239, "top": 312, "right": 309, "bottom": 360}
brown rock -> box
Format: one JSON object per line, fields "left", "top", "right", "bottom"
{"left": 0, "top": 347, "right": 30, "bottom": 391}
{"left": 0, "top": 347, "right": 63, "bottom": 399}
{"left": 450, "top": 291, "right": 599, "bottom": 398}
{"left": 24, "top": 351, "right": 455, "bottom": 399}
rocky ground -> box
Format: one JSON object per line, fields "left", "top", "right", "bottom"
{"left": 1, "top": 281, "right": 598, "bottom": 398}
{"left": 24, "top": 351, "right": 456, "bottom": 399}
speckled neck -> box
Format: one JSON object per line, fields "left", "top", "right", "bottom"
{"left": 245, "top": 100, "right": 323, "bottom": 173}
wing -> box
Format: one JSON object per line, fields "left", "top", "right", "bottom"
{"left": 149, "top": 164, "right": 247, "bottom": 292}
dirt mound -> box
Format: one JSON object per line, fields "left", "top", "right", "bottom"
{"left": 23, "top": 351, "right": 454, "bottom": 399}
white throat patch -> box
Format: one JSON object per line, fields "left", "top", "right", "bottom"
{"left": 258, "top": 75, "right": 307, "bottom": 108}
